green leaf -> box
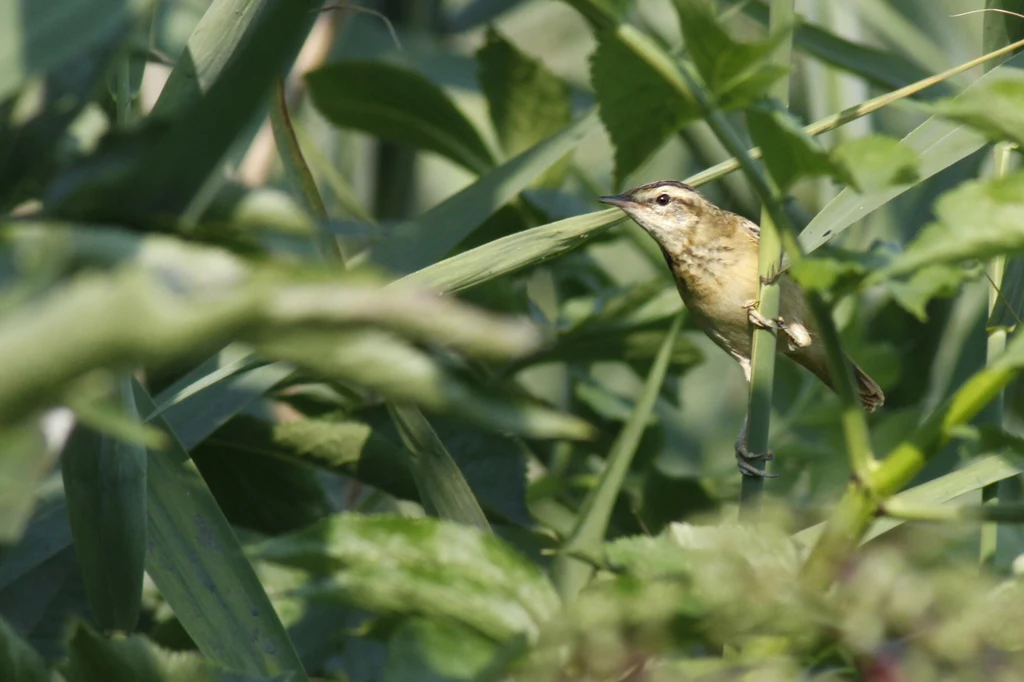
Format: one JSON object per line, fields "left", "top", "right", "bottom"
{"left": 387, "top": 404, "right": 491, "bottom": 531}
{"left": 880, "top": 172, "right": 1024, "bottom": 279}
{"left": 935, "top": 70, "right": 1024, "bottom": 148}
{"left": 399, "top": 209, "right": 626, "bottom": 294}
{"left": 831, "top": 134, "right": 920, "bottom": 193}
{"left": 746, "top": 99, "right": 851, "bottom": 191}
{"left": 61, "top": 376, "right": 146, "bottom": 632}
{"left": 798, "top": 54, "right": 1024, "bottom": 256}
{"left": 307, "top": 62, "right": 495, "bottom": 175}
{"left": 255, "top": 328, "right": 592, "bottom": 441}
{"left": 591, "top": 26, "right": 700, "bottom": 186}
{"left": 674, "top": 0, "right": 788, "bottom": 109}
{"left": 385, "top": 618, "right": 498, "bottom": 682}
{"left": 560, "top": 0, "right": 626, "bottom": 30}
{"left": 368, "top": 110, "right": 599, "bottom": 274}
{"left": 886, "top": 263, "right": 976, "bottom": 322}
{"left": 252, "top": 514, "right": 561, "bottom": 642}
{"left": 989, "top": 257, "right": 1024, "bottom": 330}
{"left": 477, "top": 28, "right": 571, "bottom": 186}
{"left": 133, "top": 381, "right": 308, "bottom": 680}
{"left": 0, "top": 614, "right": 47, "bottom": 682}
{"left": 553, "top": 313, "right": 683, "bottom": 601}
{"left": 0, "top": 0, "right": 145, "bottom": 102}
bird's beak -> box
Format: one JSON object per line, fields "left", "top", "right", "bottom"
{"left": 598, "top": 194, "right": 636, "bottom": 209}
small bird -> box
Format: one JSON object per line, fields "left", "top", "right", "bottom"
{"left": 599, "top": 180, "right": 883, "bottom": 477}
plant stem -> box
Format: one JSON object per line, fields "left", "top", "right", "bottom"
{"left": 980, "top": 144, "right": 1012, "bottom": 566}
{"left": 740, "top": 0, "right": 794, "bottom": 511}
{"left": 684, "top": 35, "right": 1024, "bottom": 190}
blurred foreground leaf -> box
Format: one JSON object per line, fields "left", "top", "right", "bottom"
{"left": 253, "top": 514, "right": 561, "bottom": 642}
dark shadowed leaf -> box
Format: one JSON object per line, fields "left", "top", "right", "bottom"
{"left": 308, "top": 62, "right": 495, "bottom": 174}
{"left": 983, "top": 0, "right": 1024, "bottom": 73}
{"left": 478, "top": 28, "right": 572, "bottom": 159}
{"left": 746, "top": 99, "right": 851, "bottom": 191}
{"left": 590, "top": 26, "right": 699, "bottom": 186}
{"left": 0, "top": 614, "right": 47, "bottom": 682}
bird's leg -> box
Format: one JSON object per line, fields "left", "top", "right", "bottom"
{"left": 743, "top": 299, "right": 778, "bottom": 331}
{"left": 734, "top": 413, "right": 778, "bottom": 478}
{"left": 774, "top": 317, "right": 813, "bottom": 352}
{"left": 743, "top": 300, "right": 813, "bottom": 352}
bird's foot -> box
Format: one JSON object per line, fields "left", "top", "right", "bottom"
{"left": 743, "top": 299, "right": 776, "bottom": 331}
{"left": 735, "top": 441, "right": 778, "bottom": 478}
{"left": 775, "top": 317, "right": 813, "bottom": 351}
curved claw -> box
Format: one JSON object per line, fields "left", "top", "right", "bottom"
{"left": 735, "top": 442, "right": 778, "bottom": 478}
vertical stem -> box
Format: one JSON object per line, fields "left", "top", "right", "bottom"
{"left": 116, "top": 57, "right": 133, "bottom": 126}
{"left": 739, "top": 0, "right": 794, "bottom": 515}
{"left": 980, "top": 142, "right": 1013, "bottom": 567}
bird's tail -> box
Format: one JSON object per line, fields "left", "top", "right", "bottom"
{"left": 852, "top": 361, "right": 884, "bottom": 413}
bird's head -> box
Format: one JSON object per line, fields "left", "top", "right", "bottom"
{"left": 599, "top": 180, "right": 716, "bottom": 251}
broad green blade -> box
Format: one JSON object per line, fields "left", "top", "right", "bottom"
{"left": 369, "top": 110, "right": 600, "bottom": 274}
{"left": 61, "top": 375, "right": 146, "bottom": 632}
{"left": 133, "top": 380, "right": 308, "bottom": 680}
{"left": 0, "top": 421, "right": 55, "bottom": 545}
{"left": 398, "top": 209, "right": 626, "bottom": 294}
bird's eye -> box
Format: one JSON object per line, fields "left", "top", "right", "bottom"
{"left": 656, "top": 193, "right": 671, "bottom": 206}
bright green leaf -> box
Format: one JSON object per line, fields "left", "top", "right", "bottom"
{"left": 935, "top": 70, "right": 1024, "bottom": 148}
{"left": 385, "top": 618, "right": 498, "bottom": 682}
{"left": 307, "top": 62, "right": 495, "bottom": 174}
{"left": 832, "top": 134, "right": 920, "bottom": 193}
{"left": 880, "top": 172, "right": 1024, "bottom": 278}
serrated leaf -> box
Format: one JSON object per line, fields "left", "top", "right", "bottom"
{"left": 477, "top": 28, "right": 572, "bottom": 167}
{"left": 252, "top": 514, "right": 561, "bottom": 642}
{"left": 881, "top": 172, "right": 1024, "bottom": 278}
{"left": 746, "top": 99, "right": 851, "bottom": 191}
{"left": 307, "top": 62, "right": 495, "bottom": 174}
{"left": 832, "top": 134, "right": 920, "bottom": 192}
{"left": 674, "top": 0, "right": 789, "bottom": 109}
{"left": 935, "top": 70, "right": 1024, "bottom": 148}
{"left": 591, "top": 26, "right": 700, "bottom": 186}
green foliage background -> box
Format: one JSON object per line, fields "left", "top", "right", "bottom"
{"left": 3, "top": 0, "right": 1024, "bottom": 680}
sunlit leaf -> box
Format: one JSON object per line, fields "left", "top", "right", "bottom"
{"left": 832, "top": 134, "right": 920, "bottom": 192}
{"left": 935, "top": 70, "right": 1024, "bottom": 148}
{"left": 746, "top": 99, "right": 851, "bottom": 191}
